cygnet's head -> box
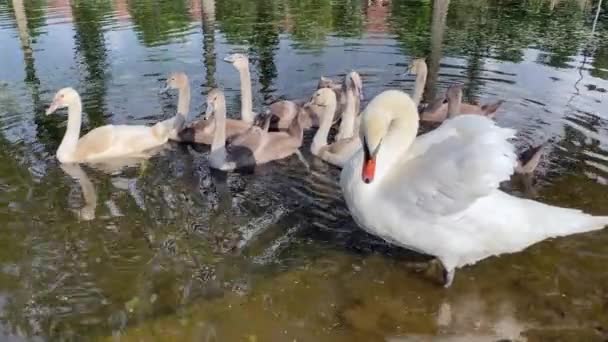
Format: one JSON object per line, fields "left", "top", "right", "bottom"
{"left": 46, "top": 87, "right": 80, "bottom": 115}
{"left": 204, "top": 88, "right": 225, "bottom": 120}
{"left": 317, "top": 76, "right": 338, "bottom": 90}
{"left": 446, "top": 84, "right": 463, "bottom": 103}
{"left": 345, "top": 71, "right": 364, "bottom": 101}
{"left": 306, "top": 88, "right": 337, "bottom": 109}
{"left": 407, "top": 58, "right": 427, "bottom": 75}
{"left": 161, "top": 72, "right": 189, "bottom": 93}
{"left": 223, "top": 53, "right": 249, "bottom": 70}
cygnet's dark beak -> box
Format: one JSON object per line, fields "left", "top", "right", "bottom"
{"left": 159, "top": 81, "right": 170, "bottom": 94}
{"left": 204, "top": 102, "right": 214, "bottom": 120}
{"left": 223, "top": 55, "right": 236, "bottom": 63}
{"left": 46, "top": 99, "right": 60, "bottom": 115}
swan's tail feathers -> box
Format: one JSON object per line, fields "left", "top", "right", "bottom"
{"left": 592, "top": 216, "right": 608, "bottom": 229}
{"left": 540, "top": 206, "right": 608, "bottom": 238}
{"left": 481, "top": 100, "right": 505, "bottom": 118}
{"left": 564, "top": 214, "right": 608, "bottom": 237}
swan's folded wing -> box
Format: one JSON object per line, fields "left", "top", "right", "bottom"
{"left": 76, "top": 125, "right": 164, "bottom": 161}
{"left": 383, "top": 115, "right": 517, "bottom": 218}
{"left": 228, "top": 126, "right": 263, "bottom": 151}
{"left": 73, "top": 125, "right": 116, "bottom": 160}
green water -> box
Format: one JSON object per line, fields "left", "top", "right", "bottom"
{"left": 1, "top": 0, "right": 608, "bottom": 340}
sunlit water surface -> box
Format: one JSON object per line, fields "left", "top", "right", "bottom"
{"left": 1, "top": 0, "right": 608, "bottom": 340}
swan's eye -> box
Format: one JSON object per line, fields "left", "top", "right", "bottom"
{"left": 60, "top": 94, "right": 64, "bottom": 99}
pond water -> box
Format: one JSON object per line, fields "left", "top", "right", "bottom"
{"left": 1, "top": 0, "right": 608, "bottom": 340}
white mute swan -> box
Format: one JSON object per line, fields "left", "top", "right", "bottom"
{"left": 206, "top": 89, "right": 304, "bottom": 171}
{"left": 340, "top": 89, "right": 608, "bottom": 287}
{"left": 46, "top": 88, "right": 170, "bottom": 163}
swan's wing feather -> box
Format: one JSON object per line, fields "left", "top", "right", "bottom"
{"left": 73, "top": 125, "right": 116, "bottom": 159}
{"left": 75, "top": 125, "right": 166, "bottom": 160}
{"left": 384, "top": 115, "right": 517, "bottom": 217}
{"left": 228, "top": 126, "right": 263, "bottom": 151}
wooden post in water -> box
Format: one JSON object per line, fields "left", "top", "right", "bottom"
{"left": 202, "top": 0, "right": 217, "bottom": 89}
{"left": 425, "top": 0, "right": 450, "bottom": 102}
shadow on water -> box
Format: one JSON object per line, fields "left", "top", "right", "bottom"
{"left": 0, "top": 0, "right": 608, "bottom": 340}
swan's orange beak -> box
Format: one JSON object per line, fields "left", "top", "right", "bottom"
{"left": 362, "top": 157, "right": 376, "bottom": 184}
{"left": 362, "top": 139, "right": 376, "bottom": 184}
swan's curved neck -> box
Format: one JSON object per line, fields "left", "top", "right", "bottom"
{"left": 337, "top": 88, "right": 358, "bottom": 140}
{"left": 57, "top": 97, "right": 83, "bottom": 161}
{"left": 237, "top": 65, "right": 254, "bottom": 123}
{"left": 412, "top": 66, "right": 427, "bottom": 107}
{"left": 311, "top": 101, "right": 337, "bottom": 154}
{"left": 210, "top": 101, "right": 227, "bottom": 154}
{"left": 375, "top": 113, "right": 419, "bottom": 182}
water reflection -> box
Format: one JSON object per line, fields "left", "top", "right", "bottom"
{"left": 0, "top": 0, "right": 608, "bottom": 340}
{"left": 71, "top": 0, "right": 111, "bottom": 127}
{"left": 61, "top": 163, "right": 97, "bottom": 221}
{"left": 128, "top": 0, "right": 193, "bottom": 46}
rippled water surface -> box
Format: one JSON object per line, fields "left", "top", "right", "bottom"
{"left": 1, "top": 0, "right": 608, "bottom": 340}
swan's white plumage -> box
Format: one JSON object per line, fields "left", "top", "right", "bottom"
{"left": 60, "top": 123, "right": 169, "bottom": 163}
{"left": 341, "top": 90, "right": 608, "bottom": 283}
{"left": 47, "top": 87, "right": 171, "bottom": 163}
{"left": 384, "top": 115, "right": 518, "bottom": 217}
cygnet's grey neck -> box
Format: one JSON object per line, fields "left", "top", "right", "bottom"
{"left": 210, "top": 101, "right": 227, "bottom": 153}
{"left": 412, "top": 67, "right": 427, "bottom": 107}
{"left": 237, "top": 66, "right": 254, "bottom": 123}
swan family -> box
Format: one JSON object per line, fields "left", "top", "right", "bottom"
{"left": 46, "top": 56, "right": 607, "bottom": 287}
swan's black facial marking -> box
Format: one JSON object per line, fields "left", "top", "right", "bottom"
{"left": 362, "top": 137, "right": 374, "bottom": 184}
{"left": 361, "top": 135, "right": 382, "bottom": 184}
{"left": 363, "top": 136, "right": 371, "bottom": 160}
